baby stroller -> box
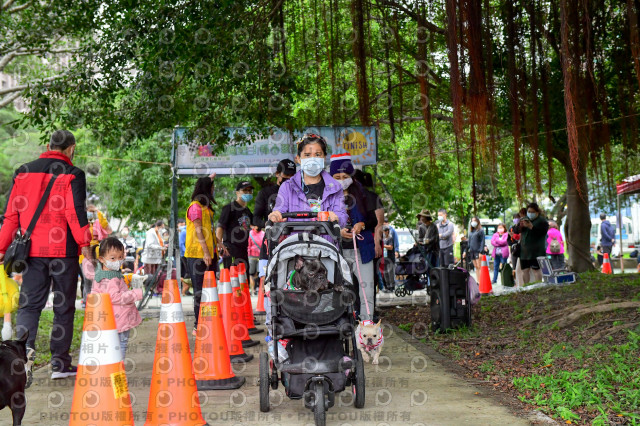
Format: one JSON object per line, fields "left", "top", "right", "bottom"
{"left": 394, "top": 246, "right": 430, "bottom": 297}
{"left": 260, "top": 212, "right": 365, "bottom": 426}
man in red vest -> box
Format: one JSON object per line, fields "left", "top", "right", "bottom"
{"left": 0, "top": 130, "right": 92, "bottom": 386}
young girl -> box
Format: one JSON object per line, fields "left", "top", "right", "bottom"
{"left": 82, "top": 237, "right": 143, "bottom": 360}
{"left": 491, "top": 224, "right": 510, "bottom": 284}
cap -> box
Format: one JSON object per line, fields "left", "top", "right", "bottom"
{"left": 416, "top": 209, "right": 433, "bottom": 220}
{"left": 276, "top": 159, "right": 297, "bottom": 176}
{"left": 235, "top": 181, "right": 254, "bottom": 191}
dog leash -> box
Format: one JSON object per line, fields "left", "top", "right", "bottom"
{"left": 352, "top": 232, "right": 371, "bottom": 318}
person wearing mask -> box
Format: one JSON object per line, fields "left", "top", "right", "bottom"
{"left": 0, "top": 130, "right": 92, "bottom": 384}
{"left": 468, "top": 217, "right": 485, "bottom": 273}
{"left": 253, "top": 159, "right": 296, "bottom": 284}
{"left": 141, "top": 220, "right": 165, "bottom": 275}
{"left": 119, "top": 226, "right": 137, "bottom": 271}
{"left": 437, "top": 209, "right": 455, "bottom": 267}
{"left": 216, "top": 181, "right": 254, "bottom": 270}
{"left": 330, "top": 153, "right": 377, "bottom": 321}
{"left": 508, "top": 213, "right": 523, "bottom": 286}
{"left": 247, "top": 225, "right": 265, "bottom": 295}
{"left": 185, "top": 175, "right": 217, "bottom": 334}
{"left": 518, "top": 202, "right": 549, "bottom": 284}
{"left": 268, "top": 133, "right": 347, "bottom": 228}
{"left": 416, "top": 210, "right": 439, "bottom": 269}
{"left": 546, "top": 221, "right": 565, "bottom": 270}
{"left": 491, "top": 223, "right": 509, "bottom": 284}
{"left": 599, "top": 213, "right": 615, "bottom": 259}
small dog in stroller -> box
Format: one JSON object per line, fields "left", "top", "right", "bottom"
{"left": 259, "top": 212, "right": 366, "bottom": 425}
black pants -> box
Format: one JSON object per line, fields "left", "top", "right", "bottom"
{"left": 16, "top": 257, "right": 79, "bottom": 371}
{"left": 439, "top": 245, "right": 454, "bottom": 267}
{"left": 186, "top": 258, "right": 216, "bottom": 328}
{"left": 222, "top": 255, "right": 248, "bottom": 270}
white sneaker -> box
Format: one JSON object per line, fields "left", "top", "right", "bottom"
{"left": 51, "top": 364, "right": 77, "bottom": 379}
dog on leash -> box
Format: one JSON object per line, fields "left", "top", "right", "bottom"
{"left": 356, "top": 320, "right": 384, "bottom": 364}
{"left": 0, "top": 332, "right": 29, "bottom": 426}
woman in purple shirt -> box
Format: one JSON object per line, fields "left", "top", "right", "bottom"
{"left": 268, "top": 134, "right": 347, "bottom": 228}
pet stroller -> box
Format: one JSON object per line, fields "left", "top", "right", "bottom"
{"left": 394, "top": 246, "right": 430, "bottom": 297}
{"left": 259, "top": 212, "right": 366, "bottom": 426}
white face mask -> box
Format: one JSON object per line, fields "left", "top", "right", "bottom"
{"left": 300, "top": 157, "right": 324, "bottom": 177}
{"left": 438, "top": 215, "right": 444, "bottom": 222}
{"left": 104, "top": 259, "right": 123, "bottom": 271}
{"left": 339, "top": 177, "right": 353, "bottom": 190}
{"left": 471, "top": 221, "right": 478, "bottom": 228}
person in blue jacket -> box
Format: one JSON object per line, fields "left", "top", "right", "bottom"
{"left": 599, "top": 213, "right": 616, "bottom": 259}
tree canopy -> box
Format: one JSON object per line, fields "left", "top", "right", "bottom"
{"left": 2, "top": 0, "right": 640, "bottom": 272}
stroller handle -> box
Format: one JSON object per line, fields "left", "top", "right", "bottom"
{"left": 265, "top": 211, "right": 342, "bottom": 242}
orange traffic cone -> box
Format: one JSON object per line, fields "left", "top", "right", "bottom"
{"left": 219, "top": 268, "right": 254, "bottom": 363}
{"left": 230, "top": 266, "right": 259, "bottom": 347}
{"left": 602, "top": 253, "right": 613, "bottom": 274}
{"left": 193, "top": 271, "right": 245, "bottom": 390}
{"left": 145, "top": 280, "right": 208, "bottom": 426}
{"left": 478, "top": 255, "right": 493, "bottom": 294}
{"left": 69, "top": 293, "right": 134, "bottom": 425}
{"left": 254, "top": 276, "right": 266, "bottom": 315}
{"left": 237, "top": 262, "right": 262, "bottom": 335}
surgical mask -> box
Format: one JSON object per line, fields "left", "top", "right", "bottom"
{"left": 470, "top": 221, "right": 478, "bottom": 228}
{"left": 121, "top": 231, "right": 129, "bottom": 237}
{"left": 104, "top": 259, "right": 123, "bottom": 271}
{"left": 498, "top": 228, "right": 505, "bottom": 234}
{"left": 527, "top": 212, "right": 538, "bottom": 220}
{"left": 438, "top": 215, "right": 444, "bottom": 222}
{"left": 300, "top": 157, "right": 324, "bottom": 177}
{"left": 241, "top": 193, "right": 253, "bottom": 203}
{"left": 340, "top": 177, "right": 353, "bottom": 190}
{"left": 513, "top": 218, "right": 519, "bottom": 225}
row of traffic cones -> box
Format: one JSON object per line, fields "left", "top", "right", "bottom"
{"left": 69, "top": 265, "right": 264, "bottom": 425}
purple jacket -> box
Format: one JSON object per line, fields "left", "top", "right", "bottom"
{"left": 491, "top": 232, "right": 510, "bottom": 258}
{"left": 273, "top": 170, "right": 348, "bottom": 228}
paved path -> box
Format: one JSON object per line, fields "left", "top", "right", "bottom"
{"left": 6, "top": 296, "right": 536, "bottom": 426}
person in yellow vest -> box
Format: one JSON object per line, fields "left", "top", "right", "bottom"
{"left": 185, "top": 173, "right": 218, "bottom": 334}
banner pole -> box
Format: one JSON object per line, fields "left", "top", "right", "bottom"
{"left": 169, "top": 130, "right": 179, "bottom": 280}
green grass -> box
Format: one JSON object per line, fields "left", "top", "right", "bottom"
{"left": 398, "top": 322, "right": 413, "bottom": 332}
{"left": 513, "top": 330, "right": 640, "bottom": 423}
{"left": 11, "top": 310, "right": 85, "bottom": 367}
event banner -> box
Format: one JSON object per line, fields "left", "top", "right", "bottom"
{"left": 174, "top": 126, "right": 377, "bottom": 175}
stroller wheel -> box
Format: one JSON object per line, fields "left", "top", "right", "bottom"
{"left": 406, "top": 289, "right": 413, "bottom": 296}
{"left": 394, "top": 287, "right": 404, "bottom": 297}
{"left": 259, "top": 352, "right": 270, "bottom": 412}
{"left": 353, "top": 351, "right": 365, "bottom": 408}
{"left": 312, "top": 381, "right": 326, "bottom": 426}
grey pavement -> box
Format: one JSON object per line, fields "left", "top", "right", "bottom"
{"left": 5, "top": 294, "right": 539, "bottom": 426}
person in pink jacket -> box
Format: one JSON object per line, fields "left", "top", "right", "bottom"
{"left": 546, "top": 221, "right": 565, "bottom": 270}
{"left": 491, "top": 223, "right": 510, "bottom": 284}
{"left": 82, "top": 237, "right": 143, "bottom": 360}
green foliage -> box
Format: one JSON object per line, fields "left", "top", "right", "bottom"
{"left": 513, "top": 331, "right": 640, "bottom": 422}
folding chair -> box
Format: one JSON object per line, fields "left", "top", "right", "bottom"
{"left": 536, "top": 256, "right": 576, "bottom": 284}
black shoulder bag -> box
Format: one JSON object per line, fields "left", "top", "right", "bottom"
{"left": 4, "top": 175, "right": 58, "bottom": 273}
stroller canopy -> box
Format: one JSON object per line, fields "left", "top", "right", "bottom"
{"left": 266, "top": 233, "right": 353, "bottom": 290}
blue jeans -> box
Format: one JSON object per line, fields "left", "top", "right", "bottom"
{"left": 493, "top": 254, "right": 507, "bottom": 283}
{"left": 119, "top": 330, "right": 130, "bottom": 360}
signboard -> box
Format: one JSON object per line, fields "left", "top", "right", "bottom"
{"left": 174, "top": 126, "right": 377, "bottom": 175}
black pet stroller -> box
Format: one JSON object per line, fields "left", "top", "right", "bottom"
{"left": 394, "top": 246, "right": 431, "bottom": 297}
{"left": 260, "top": 212, "right": 365, "bottom": 425}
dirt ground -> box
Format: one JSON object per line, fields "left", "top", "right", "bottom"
{"left": 381, "top": 272, "right": 640, "bottom": 425}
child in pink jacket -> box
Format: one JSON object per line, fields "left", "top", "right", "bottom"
{"left": 82, "top": 237, "right": 143, "bottom": 360}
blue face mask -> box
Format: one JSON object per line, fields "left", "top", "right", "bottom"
{"left": 300, "top": 157, "right": 325, "bottom": 177}
{"left": 527, "top": 212, "right": 537, "bottom": 220}
{"left": 241, "top": 193, "right": 253, "bottom": 203}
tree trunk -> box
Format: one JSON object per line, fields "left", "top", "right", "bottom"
{"left": 563, "top": 163, "right": 594, "bottom": 272}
